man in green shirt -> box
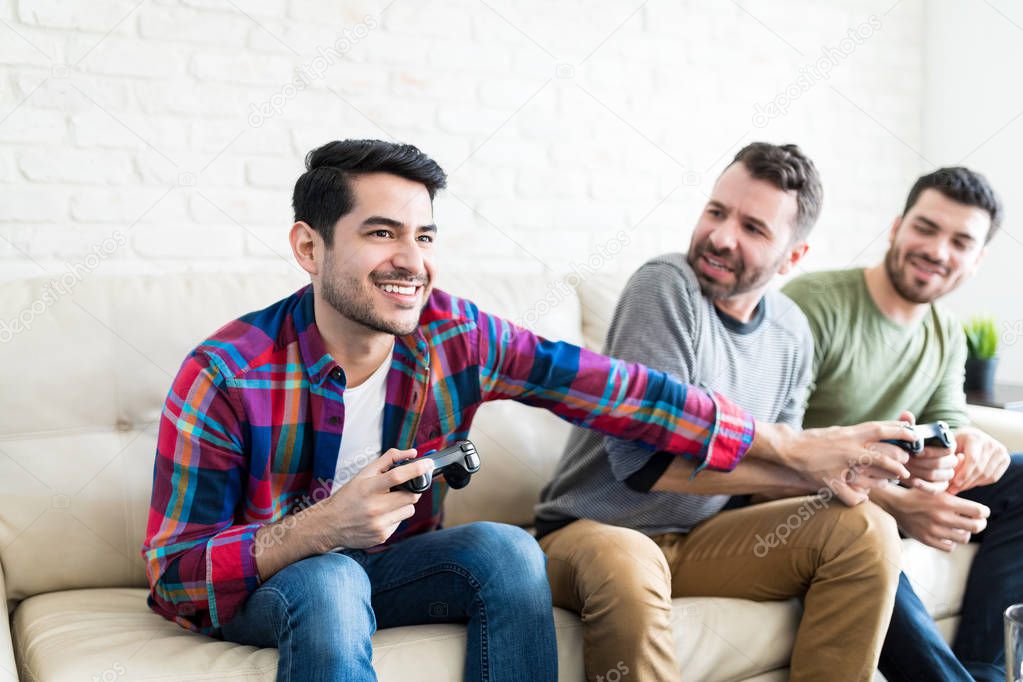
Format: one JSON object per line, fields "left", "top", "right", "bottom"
{"left": 784, "top": 167, "right": 1019, "bottom": 682}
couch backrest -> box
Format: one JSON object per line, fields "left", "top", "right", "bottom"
{"left": 0, "top": 270, "right": 587, "bottom": 603}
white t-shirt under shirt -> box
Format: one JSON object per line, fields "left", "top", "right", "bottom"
{"left": 330, "top": 348, "right": 392, "bottom": 494}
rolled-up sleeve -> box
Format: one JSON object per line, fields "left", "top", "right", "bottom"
{"left": 142, "top": 352, "right": 261, "bottom": 634}
{"left": 476, "top": 305, "right": 755, "bottom": 472}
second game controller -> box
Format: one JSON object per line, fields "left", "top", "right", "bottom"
{"left": 882, "top": 421, "right": 954, "bottom": 455}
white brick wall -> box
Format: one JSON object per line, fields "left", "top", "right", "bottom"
{"left": 0, "top": 0, "right": 926, "bottom": 287}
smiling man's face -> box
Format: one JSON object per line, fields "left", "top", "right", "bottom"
{"left": 885, "top": 188, "right": 990, "bottom": 304}
{"left": 686, "top": 162, "right": 802, "bottom": 302}
{"left": 319, "top": 172, "right": 437, "bottom": 336}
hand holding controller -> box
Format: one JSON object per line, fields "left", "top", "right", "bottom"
{"left": 882, "top": 421, "right": 954, "bottom": 456}
{"left": 390, "top": 440, "right": 481, "bottom": 494}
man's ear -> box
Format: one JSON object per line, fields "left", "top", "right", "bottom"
{"left": 967, "top": 244, "right": 988, "bottom": 278}
{"left": 888, "top": 215, "right": 902, "bottom": 245}
{"left": 777, "top": 241, "right": 810, "bottom": 276}
{"left": 290, "top": 221, "right": 321, "bottom": 277}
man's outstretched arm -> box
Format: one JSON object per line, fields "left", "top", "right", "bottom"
{"left": 475, "top": 306, "right": 912, "bottom": 501}
{"left": 652, "top": 421, "right": 913, "bottom": 504}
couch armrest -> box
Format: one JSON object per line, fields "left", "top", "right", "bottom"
{"left": 966, "top": 404, "right": 1023, "bottom": 452}
{"left": 0, "top": 562, "right": 17, "bottom": 682}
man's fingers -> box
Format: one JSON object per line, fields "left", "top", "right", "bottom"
{"left": 937, "top": 510, "right": 986, "bottom": 535}
{"left": 897, "top": 410, "right": 916, "bottom": 426}
{"left": 910, "top": 463, "right": 956, "bottom": 482}
{"left": 934, "top": 527, "right": 971, "bottom": 545}
{"left": 912, "top": 453, "right": 958, "bottom": 470}
{"left": 859, "top": 465, "right": 899, "bottom": 479}
{"left": 952, "top": 458, "right": 981, "bottom": 489}
{"left": 919, "top": 444, "right": 955, "bottom": 460}
{"left": 847, "top": 470, "right": 893, "bottom": 490}
{"left": 377, "top": 458, "right": 435, "bottom": 492}
{"left": 988, "top": 454, "right": 1011, "bottom": 484}
{"left": 924, "top": 535, "right": 956, "bottom": 553}
{"left": 911, "top": 477, "right": 949, "bottom": 495}
{"left": 381, "top": 503, "right": 418, "bottom": 528}
{"left": 947, "top": 496, "right": 990, "bottom": 520}
{"left": 372, "top": 448, "right": 419, "bottom": 474}
{"left": 862, "top": 446, "right": 911, "bottom": 479}
{"left": 831, "top": 480, "right": 868, "bottom": 506}
{"left": 382, "top": 489, "right": 421, "bottom": 508}
{"left": 871, "top": 420, "right": 919, "bottom": 443}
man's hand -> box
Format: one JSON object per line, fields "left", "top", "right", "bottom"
{"left": 322, "top": 448, "right": 435, "bottom": 549}
{"left": 252, "top": 448, "right": 434, "bottom": 581}
{"left": 896, "top": 411, "right": 957, "bottom": 494}
{"left": 947, "top": 426, "right": 1011, "bottom": 495}
{"left": 751, "top": 421, "right": 912, "bottom": 506}
{"left": 876, "top": 485, "right": 990, "bottom": 552}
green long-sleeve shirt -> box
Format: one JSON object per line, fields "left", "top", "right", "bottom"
{"left": 782, "top": 268, "right": 968, "bottom": 429}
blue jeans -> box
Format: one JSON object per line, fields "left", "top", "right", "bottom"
{"left": 879, "top": 454, "right": 1023, "bottom": 682}
{"left": 221, "top": 521, "right": 557, "bottom": 682}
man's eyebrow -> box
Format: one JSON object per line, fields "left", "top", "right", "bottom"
{"left": 361, "top": 216, "right": 404, "bottom": 228}
{"left": 360, "top": 216, "right": 436, "bottom": 232}
{"left": 741, "top": 213, "right": 770, "bottom": 231}
{"left": 913, "top": 215, "right": 977, "bottom": 243}
{"left": 913, "top": 216, "right": 941, "bottom": 230}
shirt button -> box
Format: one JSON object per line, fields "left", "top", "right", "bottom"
{"left": 331, "top": 368, "right": 342, "bottom": 379}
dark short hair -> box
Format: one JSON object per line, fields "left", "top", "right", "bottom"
{"left": 292, "top": 139, "right": 448, "bottom": 246}
{"left": 902, "top": 167, "right": 1002, "bottom": 243}
{"left": 729, "top": 142, "right": 823, "bottom": 241}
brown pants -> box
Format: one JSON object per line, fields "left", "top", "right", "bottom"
{"left": 538, "top": 497, "right": 902, "bottom": 682}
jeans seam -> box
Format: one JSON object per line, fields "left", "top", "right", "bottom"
{"left": 372, "top": 562, "right": 489, "bottom": 681}
{"left": 263, "top": 586, "right": 293, "bottom": 682}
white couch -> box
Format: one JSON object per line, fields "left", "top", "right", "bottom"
{"left": 2, "top": 269, "right": 1021, "bottom": 682}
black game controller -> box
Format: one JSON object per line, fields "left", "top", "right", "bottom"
{"left": 882, "top": 421, "right": 954, "bottom": 455}
{"left": 390, "top": 440, "right": 481, "bottom": 494}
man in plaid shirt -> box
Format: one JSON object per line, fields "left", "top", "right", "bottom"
{"left": 143, "top": 139, "right": 912, "bottom": 681}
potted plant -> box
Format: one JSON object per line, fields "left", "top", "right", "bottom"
{"left": 963, "top": 315, "right": 999, "bottom": 393}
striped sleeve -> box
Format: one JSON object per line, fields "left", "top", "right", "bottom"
{"left": 475, "top": 308, "right": 755, "bottom": 472}
{"left": 142, "top": 352, "right": 262, "bottom": 633}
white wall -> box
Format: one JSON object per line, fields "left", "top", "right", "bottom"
{"left": 9, "top": 0, "right": 991, "bottom": 366}
{"left": 0, "top": 0, "right": 923, "bottom": 276}
{"left": 921, "top": 0, "right": 1023, "bottom": 384}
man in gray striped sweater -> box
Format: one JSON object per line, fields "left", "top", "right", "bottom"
{"left": 535, "top": 143, "right": 903, "bottom": 682}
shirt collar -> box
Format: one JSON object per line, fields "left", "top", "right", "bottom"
{"left": 293, "top": 284, "right": 430, "bottom": 388}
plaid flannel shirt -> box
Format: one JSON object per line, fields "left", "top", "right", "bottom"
{"left": 142, "top": 283, "right": 755, "bottom": 633}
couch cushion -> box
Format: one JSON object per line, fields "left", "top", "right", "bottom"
{"left": 9, "top": 540, "right": 976, "bottom": 681}
{"left": 900, "top": 539, "right": 976, "bottom": 620}
{"left": 12, "top": 588, "right": 805, "bottom": 682}
{"left": 11, "top": 587, "right": 580, "bottom": 681}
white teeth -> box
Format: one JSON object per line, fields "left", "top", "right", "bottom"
{"left": 378, "top": 283, "right": 417, "bottom": 295}
{"left": 705, "top": 255, "right": 731, "bottom": 271}
{"left": 911, "top": 258, "right": 942, "bottom": 275}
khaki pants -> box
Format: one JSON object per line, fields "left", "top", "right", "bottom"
{"left": 538, "top": 497, "right": 902, "bottom": 682}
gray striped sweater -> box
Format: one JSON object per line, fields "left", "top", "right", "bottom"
{"left": 535, "top": 252, "right": 813, "bottom": 536}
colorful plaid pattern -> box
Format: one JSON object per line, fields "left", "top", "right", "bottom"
{"left": 143, "top": 284, "right": 755, "bottom": 633}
